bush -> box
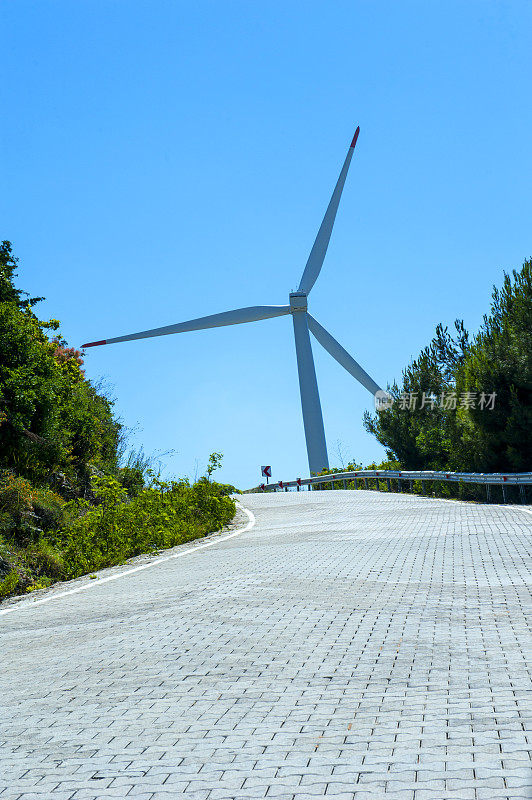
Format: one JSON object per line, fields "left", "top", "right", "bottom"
{"left": 0, "top": 471, "right": 67, "bottom": 547}
{"left": 0, "top": 472, "right": 237, "bottom": 599}
{"left": 25, "top": 539, "right": 65, "bottom": 580}
{"left": 117, "top": 466, "right": 145, "bottom": 497}
{"left": 31, "top": 488, "right": 67, "bottom": 531}
{"left": 47, "top": 474, "right": 236, "bottom": 580}
{"left": 0, "top": 570, "right": 19, "bottom": 599}
{"left": 207, "top": 480, "right": 240, "bottom": 496}
{"left": 0, "top": 472, "right": 33, "bottom": 520}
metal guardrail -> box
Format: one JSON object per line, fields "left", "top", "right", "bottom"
{"left": 245, "top": 469, "right": 532, "bottom": 504}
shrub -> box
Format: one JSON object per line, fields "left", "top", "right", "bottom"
{"left": 117, "top": 465, "right": 145, "bottom": 497}
{"left": 49, "top": 474, "right": 236, "bottom": 580}
{"left": 0, "top": 472, "right": 33, "bottom": 519}
{"left": 25, "top": 538, "right": 65, "bottom": 579}
{"left": 32, "top": 487, "right": 66, "bottom": 530}
{"left": 0, "top": 570, "right": 20, "bottom": 598}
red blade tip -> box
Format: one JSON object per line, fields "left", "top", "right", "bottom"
{"left": 82, "top": 340, "right": 107, "bottom": 348}
{"left": 350, "top": 126, "right": 360, "bottom": 149}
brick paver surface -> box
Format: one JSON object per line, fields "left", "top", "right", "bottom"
{"left": 1, "top": 490, "right": 531, "bottom": 799}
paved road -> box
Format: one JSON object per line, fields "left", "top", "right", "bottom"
{"left": 1, "top": 490, "right": 531, "bottom": 800}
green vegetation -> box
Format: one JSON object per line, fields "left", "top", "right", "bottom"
{"left": 364, "top": 258, "right": 531, "bottom": 476}
{"left": 0, "top": 242, "right": 236, "bottom": 599}
{"left": 0, "top": 241, "right": 121, "bottom": 492}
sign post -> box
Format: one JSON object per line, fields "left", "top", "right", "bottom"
{"left": 261, "top": 465, "right": 272, "bottom": 485}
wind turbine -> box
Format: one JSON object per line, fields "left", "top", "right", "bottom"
{"left": 83, "top": 127, "right": 383, "bottom": 476}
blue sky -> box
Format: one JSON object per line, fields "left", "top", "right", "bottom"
{"left": 2, "top": 0, "right": 531, "bottom": 488}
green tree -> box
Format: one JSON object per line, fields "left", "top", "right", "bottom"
{"left": 454, "top": 259, "right": 532, "bottom": 471}
{"left": 364, "top": 320, "right": 468, "bottom": 469}
{"left": 364, "top": 259, "right": 531, "bottom": 472}
{"left": 0, "top": 241, "right": 42, "bottom": 308}
{"left": 0, "top": 242, "right": 122, "bottom": 490}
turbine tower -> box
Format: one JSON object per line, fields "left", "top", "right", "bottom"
{"left": 83, "top": 127, "right": 382, "bottom": 476}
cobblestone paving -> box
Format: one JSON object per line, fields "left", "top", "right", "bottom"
{"left": 1, "top": 490, "right": 531, "bottom": 799}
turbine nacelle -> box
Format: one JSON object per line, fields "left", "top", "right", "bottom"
{"left": 289, "top": 292, "right": 308, "bottom": 313}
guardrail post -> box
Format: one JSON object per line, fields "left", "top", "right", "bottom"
{"left": 386, "top": 478, "right": 392, "bottom": 492}
{"left": 421, "top": 480, "right": 426, "bottom": 495}
{"left": 364, "top": 478, "right": 368, "bottom": 489}
{"left": 486, "top": 484, "right": 491, "bottom": 502}
{"left": 520, "top": 485, "right": 526, "bottom": 504}
{"left": 343, "top": 479, "right": 347, "bottom": 489}
{"left": 502, "top": 483, "right": 507, "bottom": 504}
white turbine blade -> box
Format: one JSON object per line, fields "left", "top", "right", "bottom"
{"left": 82, "top": 305, "right": 290, "bottom": 348}
{"left": 298, "top": 127, "right": 360, "bottom": 295}
{"left": 307, "top": 314, "right": 381, "bottom": 396}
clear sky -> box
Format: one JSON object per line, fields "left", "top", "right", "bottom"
{"left": 2, "top": 1, "right": 531, "bottom": 488}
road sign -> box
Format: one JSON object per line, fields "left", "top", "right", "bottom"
{"left": 261, "top": 466, "right": 272, "bottom": 485}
